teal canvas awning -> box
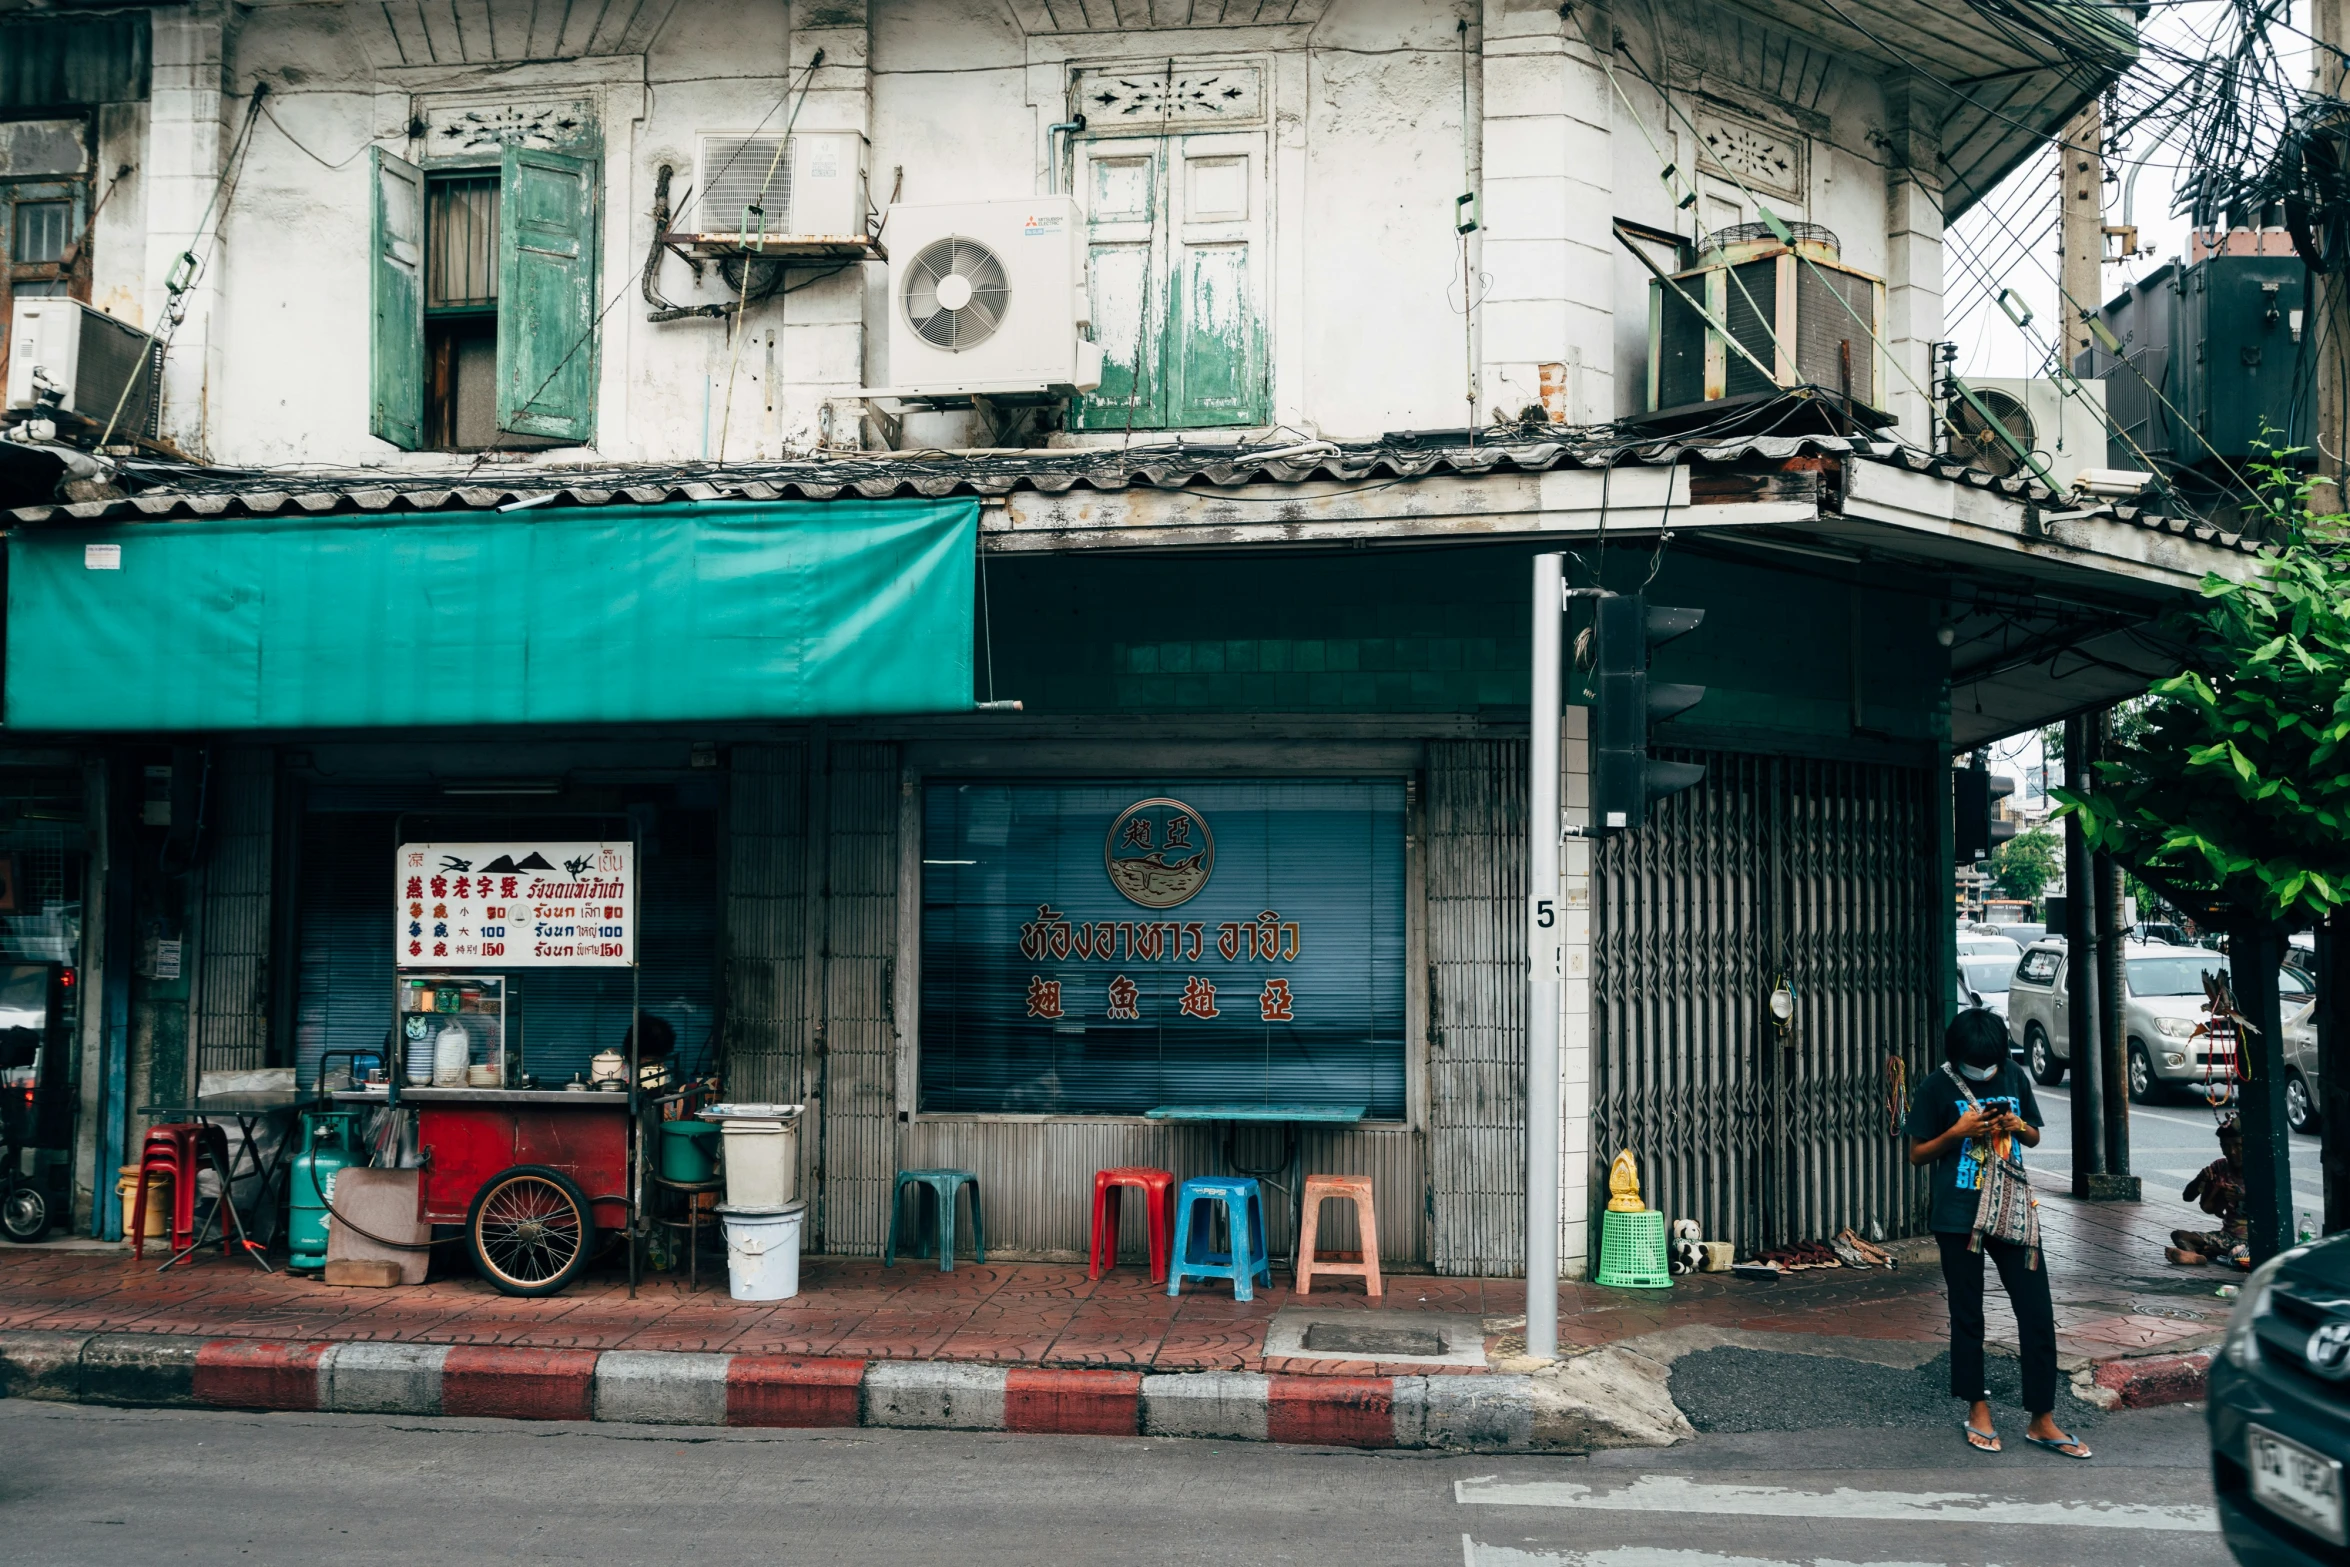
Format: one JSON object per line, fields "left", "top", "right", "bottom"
{"left": 5, "top": 497, "right": 977, "bottom": 731}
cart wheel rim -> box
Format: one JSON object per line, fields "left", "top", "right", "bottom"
{"left": 2, "top": 1186, "right": 46, "bottom": 1238}
{"left": 473, "top": 1175, "right": 585, "bottom": 1288}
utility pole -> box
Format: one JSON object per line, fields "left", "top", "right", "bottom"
{"left": 2314, "top": 2, "right": 2347, "bottom": 513}
{"left": 2057, "top": 100, "right": 2104, "bottom": 369}
{"left": 1526, "top": 554, "right": 1562, "bottom": 1361}
{"left": 2090, "top": 713, "right": 2137, "bottom": 1196}
{"left": 2062, "top": 715, "right": 2106, "bottom": 1196}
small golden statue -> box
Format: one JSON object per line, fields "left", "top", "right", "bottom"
{"left": 1606, "top": 1149, "right": 1645, "bottom": 1212}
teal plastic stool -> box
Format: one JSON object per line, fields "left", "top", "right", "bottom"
{"left": 1167, "top": 1177, "right": 1272, "bottom": 1301}
{"left": 1595, "top": 1209, "right": 1671, "bottom": 1290}
{"left": 884, "top": 1169, "right": 985, "bottom": 1271}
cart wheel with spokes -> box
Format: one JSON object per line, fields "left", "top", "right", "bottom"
{"left": 466, "top": 1165, "right": 593, "bottom": 1296}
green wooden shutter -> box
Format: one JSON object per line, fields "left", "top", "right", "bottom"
{"left": 1072, "top": 147, "right": 1165, "bottom": 432}
{"left": 368, "top": 147, "right": 424, "bottom": 451}
{"left": 1169, "top": 242, "right": 1262, "bottom": 426}
{"left": 496, "top": 146, "right": 599, "bottom": 443}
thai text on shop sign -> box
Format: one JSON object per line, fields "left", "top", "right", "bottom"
{"left": 395, "top": 841, "right": 635, "bottom": 968}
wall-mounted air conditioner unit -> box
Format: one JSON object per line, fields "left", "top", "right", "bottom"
{"left": 1648, "top": 222, "right": 1886, "bottom": 416}
{"left": 1944, "top": 376, "right": 2110, "bottom": 492}
{"left": 4, "top": 298, "right": 159, "bottom": 438}
{"left": 871, "top": 197, "right": 1102, "bottom": 403}
{"left": 673, "top": 131, "right": 878, "bottom": 257}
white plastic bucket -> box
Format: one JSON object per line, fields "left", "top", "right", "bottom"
{"left": 719, "top": 1120, "right": 798, "bottom": 1209}
{"left": 719, "top": 1203, "right": 804, "bottom": 1302}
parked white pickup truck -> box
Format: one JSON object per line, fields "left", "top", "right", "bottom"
{"left": 2005, "top": 939, "right": 2313, "bottom": 1102}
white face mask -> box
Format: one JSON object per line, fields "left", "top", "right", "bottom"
{"left": 1958, "top": 1060, "right": 2002, "bottom": 1082}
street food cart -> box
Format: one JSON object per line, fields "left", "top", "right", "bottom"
{"left": 334, "top": 836, "right": 648, "bottom": 1297}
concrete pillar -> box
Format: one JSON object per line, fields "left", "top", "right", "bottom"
{"left": 770, "top": 0, "right": 871, "bottom": 453}
{"left": 1480, "top": 0, "right": 1614, "bottom": 425}
{"left": 143, "top": 2, "right": 235, "bottom": 458}
{"left": 1880, "top": 73, "right": 1948, "bottom": 447}
{"left": 2057, "top": 101, "right": 2103, "bottom": 368}
{"left": 1561, "top": 701, "right": 1592, "bottom": 1278}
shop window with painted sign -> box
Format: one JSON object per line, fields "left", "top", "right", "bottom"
{"left": 919, "top": 780, "right": 1404, "bottom": 1117}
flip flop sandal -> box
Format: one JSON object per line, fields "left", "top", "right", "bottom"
{"left": 2024, "top": 1431, "right": 2093, "bottom": 1460}
{"left": 1963, "top": 1421, "right": 2001, "bottom": 1453}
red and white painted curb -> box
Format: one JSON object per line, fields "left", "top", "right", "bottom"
{"left": 0, "top": 1331, "right": 1541, "bottom": 1450}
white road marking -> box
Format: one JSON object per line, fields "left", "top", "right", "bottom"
{"left": 1454, "top": 1475, "right": 2217, "bottom": 1532}
{"left": 1460, "top": 1539, "right": 1938, "bottom": 1567}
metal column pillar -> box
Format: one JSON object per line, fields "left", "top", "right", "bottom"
{"left": 1526, "top": 553, "right": 1562, "bottom": 1359}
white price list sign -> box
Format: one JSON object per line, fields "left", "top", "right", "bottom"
{"left": 397, "top": 841, "right": 635, "bottom": 968}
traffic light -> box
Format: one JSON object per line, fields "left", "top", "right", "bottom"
{"left": 1953, "top": 757, "right": 2018, "bottom": 861}
{"left": 1583, "top": 592, "right": 1707, "bottom": 832}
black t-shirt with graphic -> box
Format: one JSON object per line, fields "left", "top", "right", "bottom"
{"left": 1905, "top": 1060, "right": 2045, "bottom": 1234}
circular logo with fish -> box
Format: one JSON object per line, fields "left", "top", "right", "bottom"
{"left": 1104, "top": 798, "right": 1214, "bottom": 909}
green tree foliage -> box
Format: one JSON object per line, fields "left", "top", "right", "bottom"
{"left": 2058, "top": 513, "right": 2350, "bottom": 922}
{"left": 1988, "top": 826, "right": 2061, "bottom": 904}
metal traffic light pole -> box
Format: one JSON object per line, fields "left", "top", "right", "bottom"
{"left": 1526, "top": 552, "right": 1563, "bottom": 1362}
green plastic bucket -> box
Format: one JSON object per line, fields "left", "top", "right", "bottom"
{"left": 1595, "top": 1209, "right": 1671, "bottom": 1290}
{"left": 659, "top": 1118, "right": 722, "bottom": 1183}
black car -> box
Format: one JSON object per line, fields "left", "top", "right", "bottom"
{"left": 2211, "top": 1234, "right": 2350, "bottom": 1562}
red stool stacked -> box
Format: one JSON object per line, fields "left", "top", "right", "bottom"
{"left": 1089, "top": 1167, "right": 1175, "bottom": 1283}
{"left": 130, "top": 1123, "right": 235, "bottom": 1262}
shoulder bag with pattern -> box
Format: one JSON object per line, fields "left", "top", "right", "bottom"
{"left": 1941, "top": 1063, "right": 2040, "bottom": 1267}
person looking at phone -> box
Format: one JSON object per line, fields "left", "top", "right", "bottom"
{"left": 1906, "top": 1007, "right": 2090, "bottom": 1460}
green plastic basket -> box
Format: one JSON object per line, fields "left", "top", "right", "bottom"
{"left": 1595, "top": 1209, "right": 1671, "bottom": 1290}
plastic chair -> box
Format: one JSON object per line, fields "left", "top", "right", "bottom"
{"left": 1089, "top": 1167, "right": 1174, "bottom": 1283}
{"left": 1167, "top": 1176, "right": 1272, "bottom": 1301}
{"left": 884, "top": 1169, "right": 984, "bottom": 1271}
{"left": 131, "top": 1123, "right": 233, "bottom": 1262}
{"left": 1295, "top": 1173, "right": 1383, "bottom": 1297}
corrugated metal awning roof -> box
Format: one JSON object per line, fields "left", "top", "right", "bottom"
{"left": 0, "top": 435, "right": 2257, "bottom": 552}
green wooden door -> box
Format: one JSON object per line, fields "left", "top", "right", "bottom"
{"left": 1073, "top": 133, "right": 1265, "bottom": 432}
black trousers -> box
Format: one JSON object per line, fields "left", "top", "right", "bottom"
{"left": 1936, "top": 1229, "right": 2059, "bottom": 1415}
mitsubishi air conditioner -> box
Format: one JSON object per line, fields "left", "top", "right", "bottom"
{"left": 675, "top": 131, "right": 876, "bottom": 255}
{"left": 1944, "top": 376, "right": 2111, "bottom": 492}
{"left": 873, "top": 196, "right": 1103, "bottom": 402}
{"left": 4, "top": 298, "right": 159, "bottom": 437}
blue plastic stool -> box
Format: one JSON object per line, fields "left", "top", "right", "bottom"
{"left": 1167, "top": 1176, "right": 1272, "bottom": 1301}
{"left": 884, "top": 1169, "right": 985, "bottom": 1271}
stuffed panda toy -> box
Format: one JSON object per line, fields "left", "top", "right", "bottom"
{"left": 1668, "top": 1217, "right": 1705, "bottom": 1277}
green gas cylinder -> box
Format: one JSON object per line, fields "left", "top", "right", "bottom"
{"left": 287, "top": 1111, "right": 361, "bottom": 1271}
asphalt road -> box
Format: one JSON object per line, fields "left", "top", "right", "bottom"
{"left": 0, "top": 1398, "right": 2230, "bottom": 1567}
{"left": 2034, "top": 1081, "right": 2325, "bottom": 1237}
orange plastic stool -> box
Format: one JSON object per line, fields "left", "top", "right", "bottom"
{"left": 1295, "top": 1174, "right": 1383, "bottom": 1297}
{"left": 1089, "top": 1167, "right": 1175, "bottom": 1283}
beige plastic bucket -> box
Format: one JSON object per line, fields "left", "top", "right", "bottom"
{"left": 117, "top": 1164, "right": 169, "bottom": 1239}
{"left": 719, "top": 1120, "right": 799, "bottom": 1210}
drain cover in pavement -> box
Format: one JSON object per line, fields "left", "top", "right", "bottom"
{"left": 1301, "top": 1321, "right": 1446, "bottom": 1357}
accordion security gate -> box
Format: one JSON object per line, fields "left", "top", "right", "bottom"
{"left": 1592, "top": 750, "right": 1936, "bottom": 1255}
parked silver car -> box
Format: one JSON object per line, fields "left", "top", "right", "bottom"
{"left": 1955, "top": 935, "right": 2021, "bottom": 1029}
{"left": 2285, "top": 997, "right": 2320, "bottom": 1135}
{"left": 2006, "top": 940, "right": 2313, "bottom": 1101}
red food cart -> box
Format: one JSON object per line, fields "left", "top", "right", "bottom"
{"left": 336, "top": 1084, "right": 634, "bottom": 1295}
{"left": 331, "top": 834, "right": 649, "bottom": 1297}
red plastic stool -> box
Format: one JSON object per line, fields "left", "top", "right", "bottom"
{"left": 131, "top": 1123, "right": 236, "bottom": 1262}
{"left": 1089, "top": 1167, "right": 1175, "bottom": 1283}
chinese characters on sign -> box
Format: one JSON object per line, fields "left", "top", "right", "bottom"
{"left": 395, "top": 842, "right": 635, "bottom": 968}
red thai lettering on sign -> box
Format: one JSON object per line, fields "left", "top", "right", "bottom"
{"left": 1259, "top": 978, "right": 1295, "bottom": 1023}
{"left": 1025, "top": 976, "right": 1065, "bottom": 1020}
{"left": 1105, "top": 974, "right": 1140, "bottom": 1020}
{"left": 1181, "top": 922, "right": 1204, "bottom": 962}
{"left": 1177, "top": 975, "right": 1219, "bottom": 1020}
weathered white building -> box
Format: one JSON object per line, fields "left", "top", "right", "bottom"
{"left": 10, "top": 0, "right": 2113, "bottom": 464}
{"left": 5, "top": 2, "right": 2212, "bottom": 1288}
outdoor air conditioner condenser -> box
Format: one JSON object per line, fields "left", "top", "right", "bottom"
{"left": 4, "top": 298, "right": 160, "bottom": 437}
{"left": 1647, "top": 223, "right": 1886, "bottom": 416}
